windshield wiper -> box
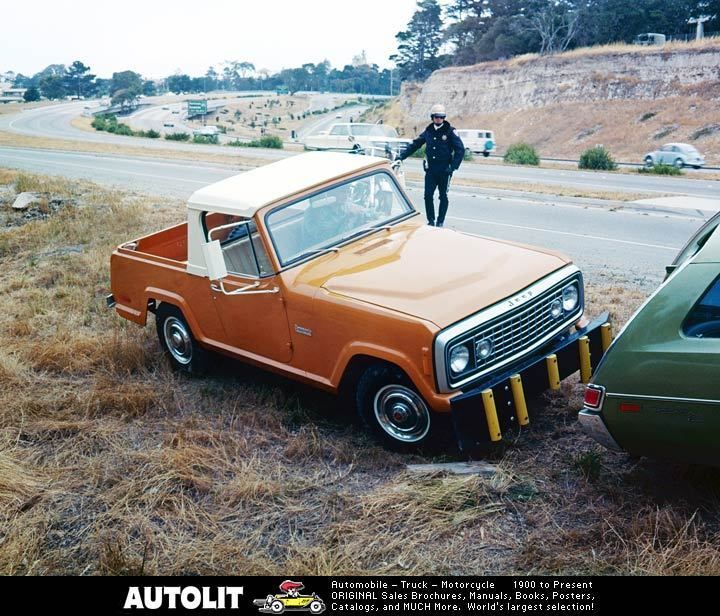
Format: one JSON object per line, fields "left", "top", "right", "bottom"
{"left": 339, "top": 224, "right": 393, "bottom": 243}
{"left": 295, "top": 246, "right": 340, "bottom": 261}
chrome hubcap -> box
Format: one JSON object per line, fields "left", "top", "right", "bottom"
{"left": 163, "top": 316, "right": 192, "bottom": 365}
{"left": 374, "top": 385, "right": 430, "bottom": 443}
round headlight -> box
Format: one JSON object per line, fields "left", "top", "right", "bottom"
{"left": 562, "top": 284, "right": 579, "bottom": 312}
{"left": 475, "top": 338, "right": 494, "bottom": 360}
{"left": 449, "top": 345, "right": 470, "bottom": 374}
{"left": 550, "top": 298, "right": 563, "bottom": 319}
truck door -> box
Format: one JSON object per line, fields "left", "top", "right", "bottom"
{"left": 208, "top": 219, "right": 293, "bottom": 363}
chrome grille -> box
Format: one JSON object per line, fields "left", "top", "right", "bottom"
{"left": 473, "top": 287, "right": 563, "bottom": 366}
{"left": 446, "top": 275, "right": 582, "bottom": 388}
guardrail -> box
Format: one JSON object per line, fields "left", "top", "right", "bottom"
{"left": 485, "top": 153, "right": 720, "bottom": 171}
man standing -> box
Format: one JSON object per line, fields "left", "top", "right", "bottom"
{"left": 399, "top": 104, "right": 464, "bottom": 227}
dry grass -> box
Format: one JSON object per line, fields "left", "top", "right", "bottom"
{"left": 2, "top": 169, "right": 720, "bottom": 575}
{"left": 0, "top": 128, "right": 278, "bottom": 168}
{"left": 441, "top": 37, "right": 720, "bottom": 72}
{"left": 381, "top": 94, "right": 720, "bottom": 166}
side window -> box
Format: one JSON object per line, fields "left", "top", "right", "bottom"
{"left": 329, "top": 125, "right": 348, "bottom": 136}
{"left": 683, "top": 277, "right": 720, "bottom": 339}
{"left": 204, "top": 214, "right": 273, "bottom": 278}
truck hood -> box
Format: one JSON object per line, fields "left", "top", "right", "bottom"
{"left": 294, "top": 219, "right": 570, "bottom": 328}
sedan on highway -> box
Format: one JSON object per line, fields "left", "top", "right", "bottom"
{"left": 579, "top": 212, "right": 720, "bottom": 466}
{"left": 304, "top": 123, "right": 411, "bottom": 158}
{"left": 643, "top": 143, "right": 705, "bottom": 169}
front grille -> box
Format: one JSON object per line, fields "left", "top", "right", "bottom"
{"left": 447, "top": 276, "right": 582, "bottom": 387}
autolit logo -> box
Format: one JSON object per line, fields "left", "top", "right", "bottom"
{"left": 253, "top": 580, "right": 326, "bottom": 614}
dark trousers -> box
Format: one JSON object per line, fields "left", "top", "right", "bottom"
{"left": 424, "top": 168, "right": 450, "bottom": 224}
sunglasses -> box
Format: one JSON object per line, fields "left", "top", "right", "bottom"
{"left": 431, "top": 114, "right": 446, "bottom": 119}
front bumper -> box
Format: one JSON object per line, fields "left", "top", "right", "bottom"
{"left": 450, "top": 312, "right": 609, "bottom": 456}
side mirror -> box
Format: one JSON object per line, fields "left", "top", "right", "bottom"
{"left": 202, "top": 240, "right": 228, "bottom": 281}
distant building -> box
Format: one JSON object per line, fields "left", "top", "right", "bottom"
{"left": 0, "top": 84, "right": 27, "bottom": 103}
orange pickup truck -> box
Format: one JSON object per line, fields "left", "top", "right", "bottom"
{"left": 108, "top": 152, "right": 608, "bottom": 453}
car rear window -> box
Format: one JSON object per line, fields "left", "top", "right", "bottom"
{"left": 683, "top": 276, "right": 720, "bottom": 338}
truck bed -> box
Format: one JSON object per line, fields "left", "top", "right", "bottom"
{"left": 128, "top": 222, "right": 188, "bottom": 262}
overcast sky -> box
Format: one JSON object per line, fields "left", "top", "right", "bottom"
{"left": 1, "top": 0, "right": 419, "bottom": 78}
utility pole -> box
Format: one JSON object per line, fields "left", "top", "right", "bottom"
{"left": 688, "top": 15, "right": 711, "bottom": 40}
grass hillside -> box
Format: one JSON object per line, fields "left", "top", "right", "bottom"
{"left": 2, "top": 170, "right": 720, "bottom": 575}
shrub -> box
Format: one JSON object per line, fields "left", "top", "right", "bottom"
{"left": 227, "top": 135, "right": 283, "bottom": 149}
{"left": 111, "top": 123, "right": 134, "bottom": 136}
{"left": 638, "top": 163, "right": 683, "bottom": 176}
{"left": 164, "top": 132, "right": 189, "bottom": 141}
{"left": 91, "top": 114, "right": 117, "bottom": 132}
{"left": 504, "top": 143, "right": 540, "bottom": 165}
{"left": 192, "top": 134, "right": 219, "bottom": 145}
{"left": 144, "top": 129, "right": 160, "bottom": 139}
{"left": 578, "top": 146, "right": 617, "bottom": 170}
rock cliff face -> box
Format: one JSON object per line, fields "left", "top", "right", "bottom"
{"left": 401, "top": 46, "right": 720, "bottom": 121}
{"left": 391, "top": 43, "right": 720, "bottom": 163}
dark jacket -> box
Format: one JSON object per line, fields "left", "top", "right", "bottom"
{"left": 402, "top": 121, "right": 465, "bottom": 172}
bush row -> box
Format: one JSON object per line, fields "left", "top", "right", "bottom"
{"left": 91, "top": 114, "right": 160, "bottom": 138}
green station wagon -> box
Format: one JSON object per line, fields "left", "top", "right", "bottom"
{"left": 579, "top": 212, "right": 720, "bottom": 466}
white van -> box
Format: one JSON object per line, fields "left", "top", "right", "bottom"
{"left": 193, "top": 125, "right": 219, "bottom": 137}
{"left": 456, "top": 129, "right": 496, "bottom": 157}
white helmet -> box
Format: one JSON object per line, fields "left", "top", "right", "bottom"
{"left": 430, "top": 103, "right": 446, "bottom": 118}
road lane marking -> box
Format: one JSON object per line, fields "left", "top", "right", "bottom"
{"left": 448, "top": 215, "right": 679, "bottom": 251}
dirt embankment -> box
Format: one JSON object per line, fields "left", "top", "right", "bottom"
{"left": 391, "top": 40, "right": 720, "bottom": 164}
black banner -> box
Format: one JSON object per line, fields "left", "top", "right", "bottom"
{"left": 0, "top": 575, "right": 709, "bottom": 614}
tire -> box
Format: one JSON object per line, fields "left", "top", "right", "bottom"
{"left": 270, "top": 600, "right": 285, "bottom": 614}
{"left": 674, "top": 158, "right": 684, "bottom": 169}
{"left": 309, "top": 600, "right": 325, "bottom": 614}
{"left": 355, "top": 363, "right": 434, "bottom": 449}
{"left": 483, "top": 151, "right": 490, "bottom": 157}
{"left": 644, "top": 156, "right": 654, "bottom": 168}
{"left": 155, "top": 303, "right": 209, "bottom": 374}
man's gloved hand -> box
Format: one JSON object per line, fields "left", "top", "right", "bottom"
{"left": 446, "top": 164, "right": 453, "bottom": 174}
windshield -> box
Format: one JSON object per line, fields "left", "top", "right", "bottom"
{"left": 265, "top": 171, "right": 414, "bottom": 266}
{"left": 350, "top": 124, "right": 398, "bottom": 138}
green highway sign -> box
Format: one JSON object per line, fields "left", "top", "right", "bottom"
{"left": 187, "top": 99, "right": 207, "bottom": 116}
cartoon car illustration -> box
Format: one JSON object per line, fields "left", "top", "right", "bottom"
{"left": 253, "top": 580, "right": 325, "bottom": 614}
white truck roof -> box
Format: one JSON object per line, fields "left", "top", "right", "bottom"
{"left": 187, "top": 152, "right": 387, "bottom": 217}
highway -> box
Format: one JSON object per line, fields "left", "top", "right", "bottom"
{"left": 2, "top": 100, "right": 718, "bottom": 200}
{"left": 0, "top": 145, "right": 706, "bottom": 290}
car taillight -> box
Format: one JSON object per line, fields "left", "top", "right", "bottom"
{"left": 584, "top": 385, "right": 605, "bottom": 409}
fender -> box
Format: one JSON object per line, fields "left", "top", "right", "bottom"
{"left": 142, "top": 287, "right": 208, "bottom": 344}
{"left": 331, "top": 341, "right": 451, "bottom": 412}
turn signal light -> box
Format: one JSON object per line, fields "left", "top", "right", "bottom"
{"left": 583, "top": 385, "right": 605, "bottom": 409}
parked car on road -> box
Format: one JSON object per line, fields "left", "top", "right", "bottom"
{"left": 304, "top": 123, "right": 412, "bottom": 158}
{"left": 580, "top": 211, "right": 720, "bottom": 466}
{"left": 643, "top": 143, "right": 705, "bottom": 169}
{"left": 109, "top": 152, "right": 607, "bottom": 452}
